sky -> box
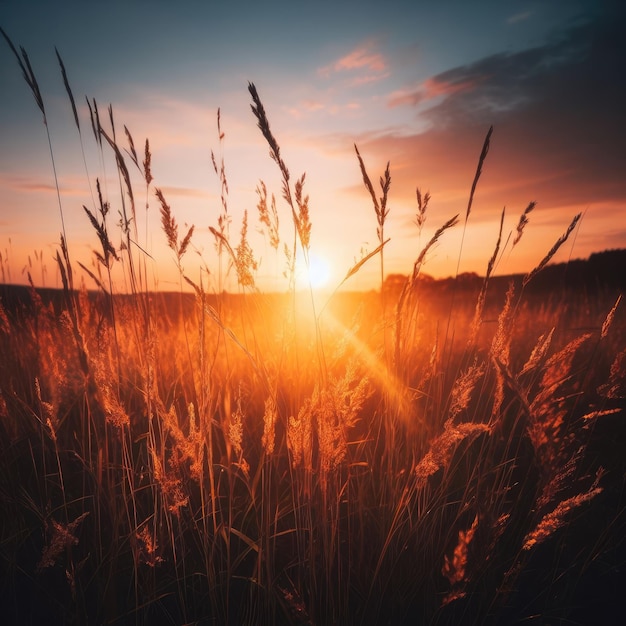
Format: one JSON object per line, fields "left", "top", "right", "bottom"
{"left": 1, "top": 0, "right": 625, "bottom": 292}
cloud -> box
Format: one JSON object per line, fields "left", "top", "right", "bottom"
{"left": 362, "top": 8, "right": 626, "bottom": 209}
{"left": 507, "top": 11, "right": 532, "bottom": 24}
{"left": 323, "top": 6, "right": 626, "bottom": 267}
{"left": 388, "top": 76, "right": 480, "bottom": 108}
{"left": 391, "top": 7, "right": 626, "bottom": 129}
{"left": 302, "top": 100, "right": 325, "bottom": 112}
{"left": 329, "top": 42, "right": 386, "bottom": 73}
{"left": 284, "top": 98, "right": 363, "bottom": 120}
{"left": 284, "top": 99, "right": 326, "bottom": 119}
{"left": 349, "top": 72, "right": 390, "bottom": 87}
{"left": 11, "top": 179, "right": 58, "bottom": 194}
{"left": 318, "top": 40, "right": 388, "bottom": 85}
{"left": 157, "top": 185, "right": 211, "bottom": 200}
{"left": 0, "top": 173, "right": 87, "bottom": 196}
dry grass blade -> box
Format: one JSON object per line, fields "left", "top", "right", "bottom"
{"left": 317, "top": 238, "right": 390, "bottom": 319}
{"left": 55, "top": 249, "right": 69, "bottom": 295}
{"left": 395, "top": 214, "right": 459, "bottom": 366}
{"left": 513, "top": 201, "right": 536, "bottom": 247}
{"left": 487, "top": 206, "right": 506, "bottom": 277}
{"left": 235, "top": 211, "right": 257, "bottom": 287}
{"left": 354, "top": 145, "right": 391, "bottom": 242}
{"left": 1, "top": 28, "right": 46, "bottom": 120}
{"left": 256, "top": 181, "right": 280, "bottom": 250}
{"left": 124, "top": 125, "right": 139, "bottom": 168}
{"left": 156, "top": 187, "right": 193, "bottom": 261}
{"left": 523, "top": 213, "right": 582, "bottom": 286}
{"left": 143, "top": 139, "right": 153, "bottom": 185}
{"left": 249, "top": 82, "right": 310, "bottom": 255}
{"left": 209, "top": 226, "right": 237, "bottom": 268}
{"left": 55, "top": 48, "right": 79, "bottom": 131}
{"left": 108, "top": 103, "right": 116, "bottom": 138}
{"left": 354, "top": 144, "right": 380, "bottom": 213}
{"left": 83, "top": 205, "right": 118, "bottom": 263}
{"left": 178, "top": 225, "right": 194, "bottom": 259}
{"left": 184, "top": 274, "right": 201, "bottom": 295}
{"left": 203, "top": 304, "right": 261, "bottom": 375}
{"left": 469, "top": 206, "right": 505, "bottom": 343}
{"left": 415, "top": 187, "right": 430, "bottom": 233}
{"left": 86, "top": 97, "right": 102, "bottom": 146}
{"left": 523, "top": 485, "right": 603, "bottom": 551}
{"left": 378, "top": 162, "right": 391, "bottom": 229}
{"left": 3, "top": 31, "right": 72, "bottom": 250}
{"left": 442, "top": 514, "right": 479, "bottom": 588}
{"left": 96, "top": 178, "right": 109, "bottom": 217}
{"left": 449, "top": 359, "right": 486, "bottom": 419}
{"left": 601, "top": 294, "right": 622, "bottom": 339}
{"left": 248, "top": 82, "right": 290, "bottom": 188}
{"left": 217, "top": 106, "right": 225, "bottom": 140}
{"left": 411, "top": 214, "right": 459, "bottom": 282}
{"left": 465, "top": 125, "right": 493, "bottom": 222}
{"left": 414, "top": 419, "right": 490, "bottom": 485}
{"left": 294, "top": 173, "right": 311, "bottom": 250}
{"left": 156, "top": 188, "right": 178, "bottom": 251}
{"left": 59, "top": 234, "right": 74, "bottom": 291}
{"left": 493, "top": 356, "right": 533, "bottom": 417}
{"left": 37, "top": 512, "right": 90, "bottom": 573}
{"left": 395, "top": 213, "right": 459, "bottom": 325}
{"left": 77, "top": 261, "right": 109, "bottom": 295}
{"left": 99, "top": 123, "right": 136, "bottom": 226}
{"left": 342, "top": 239, "right": 390, "bottom": 284}
{"left": 519, "top": 328, "right": 555, "bottom": 376}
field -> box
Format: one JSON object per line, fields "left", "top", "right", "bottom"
{"left": 1, "top": 35, "right": 626, "bottom": 625}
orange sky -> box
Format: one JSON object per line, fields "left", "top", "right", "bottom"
{"left": 1, "top": 1, "right": 625, "bottom": 293}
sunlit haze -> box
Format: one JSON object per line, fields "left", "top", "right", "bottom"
{"left": 298, "top": 253, "right": 332, "bottom": 291}
{"left": 1, "top": 0, "right": 625, "bottom": 292}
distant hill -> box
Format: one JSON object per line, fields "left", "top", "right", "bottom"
{"left": 1, "top": 250, "right": 624, "bottom": 316}
{"left": 504, "top": 248, "right": 626, "bottom": 293}
{"left": 384, "top": 248, "right": 626, "bottom": 296}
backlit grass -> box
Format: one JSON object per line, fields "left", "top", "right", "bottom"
{"left": 1, "top": 32, "right": 625, "bottom": 625}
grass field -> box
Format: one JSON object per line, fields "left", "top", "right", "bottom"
{"left": 1, "top": 34, "right": 625, "bottom": 625}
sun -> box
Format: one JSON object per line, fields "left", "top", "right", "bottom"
{"left": 296, "top": 252, "right": 332, "bottom": 290}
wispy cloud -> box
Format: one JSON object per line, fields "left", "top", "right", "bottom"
{"left": 349, "top": 72, "right": 390, "bottom": 87}
{"left": 157, "top": 185, "right": 212, "bottom": 200}
{"left": 10, "top": 179, "right": 57, "bottom": 194}
{"left": 318, "top": 40, "right": 389, "bottom": 86}
{"left": 321, "top": 40, "right": 387, "bottom": 74}
{"left": 284, "top": 99, "right": 325, "bottom": 119}
{"left": 0, "top": 173, "right": 87, "bottom": 196}
{"left": 388, "top": 76, "right": 479, "bottom": 108}
{"left": 507, "top": 11, "right": 532, "bottom": 24}
{"left": 284, "top": 98, "right": 362, "bottom": 120}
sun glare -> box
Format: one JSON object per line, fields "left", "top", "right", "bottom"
{"left": 296, "top": 252, "right": 332, "bottom": 290}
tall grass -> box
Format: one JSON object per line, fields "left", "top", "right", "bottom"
{"left": 1, "top": 34, "right": 625, "bottom": 625}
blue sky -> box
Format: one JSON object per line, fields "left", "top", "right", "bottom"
{"left": 1, "top": 0, "right": 624, "bottom": 291}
